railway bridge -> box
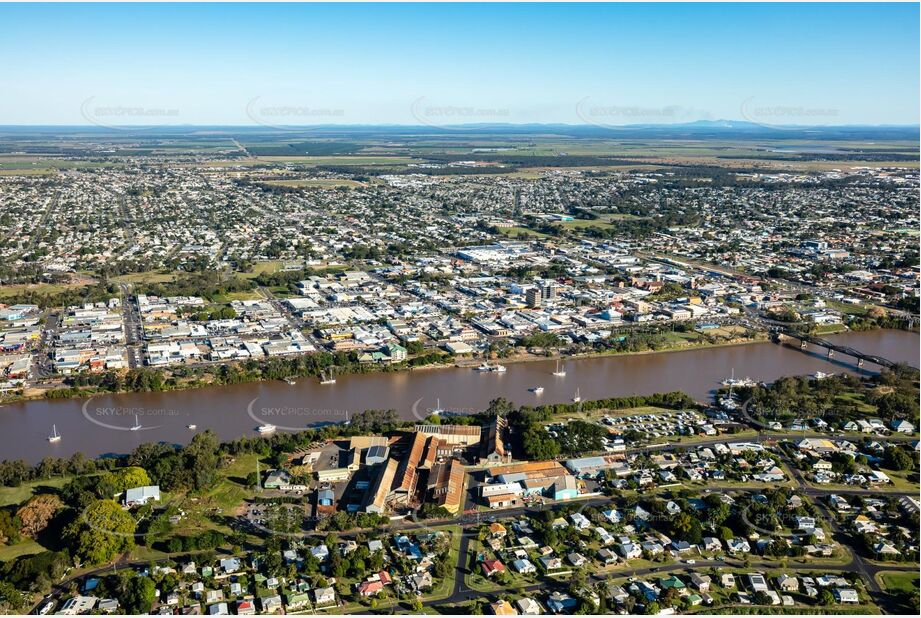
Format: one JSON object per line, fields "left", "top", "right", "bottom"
{"left": 772, "top": 328, "right": 917, "bottom": 370}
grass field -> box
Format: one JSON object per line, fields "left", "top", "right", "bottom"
{"left": 0, "top": 538, "right": 44, "bottom": 561}
{"left": 495, "top": 226, "right": 550, "bottom": 239}
{"left": 209, "top": 290, "right": 262, "bottom": 303}
{"left": 112, "top": 270, "right": 177, "bottom": 285}
{"left": 877, "top": 570, "right": 919, "bottom": 594}
{"left": 0, "top": 475, "right": 74, "bottom": 507}
{"left": 0, "top": 281, "right": 88, "bottom": 299}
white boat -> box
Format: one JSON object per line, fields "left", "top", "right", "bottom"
{"left": 320, "top": 369, "right": 336, "bottom": 385}
{"left": 431, "top": 399, "right": 444, "bottom": 416}
{"left": 129, "top": 414, "right": 142, "bottom": 431}
{"left": 475, "top": 362, "right": 506, "bottom": 373}
{"left": 572, "top": 388, "right": 581, "bottom": 403}
{"left": 187, "top": 424, "right": 197, "bottom": 430}
{"left": 257, "top": 424, "right": 276, "bottom": 434}
{"left": 813, "top": 371, "right": 834, "bottom": 380}
{"left": 552, "top": 359, "right": 566, "bottom": 377}
{"left": 47, "top": 424, "right": 61, "bottom": 443}
{"left": 719, "top": 397, "right": 738, "bottom": 411}
{"left": 720, "top": 368, "right": 756, "bottom": 388}
{"left": 530, "top": 386, "right": 544, "bottom": 394}
{"left": 283, "top": 377, "right": 296, "bottom": 385}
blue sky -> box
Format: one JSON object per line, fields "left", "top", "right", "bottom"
{"left": 1, "top": 2, "right": 918, "bottom": 125}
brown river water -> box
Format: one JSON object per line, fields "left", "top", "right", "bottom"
{"left": 2, "top": 330, "right": 917, "bottom": 463}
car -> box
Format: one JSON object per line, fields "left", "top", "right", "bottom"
{"left": 685, "top": 559, "right": 696, "bottom": 565}
{"left": 38, "top": 600, "right": 56, "bottom": 615}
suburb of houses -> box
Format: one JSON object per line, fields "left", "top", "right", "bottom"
{"left": 0, "top": 131, "right": 918, "bottom": 617}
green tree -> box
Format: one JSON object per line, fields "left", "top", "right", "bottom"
{"left": 65, "top": 499, "right": 136, "bottom": 564}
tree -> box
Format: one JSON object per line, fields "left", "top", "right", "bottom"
{"left": 65, "top": 499, "right": 136, "bottom": 564}
{"left": 16, "top": 494, "right": 64, "bottom": 538}
{"left": 118, "top": 574, "right": 157, "bottom": 614}
{"left": 884, "top": 446, "right": 913, "bottom": 471}
{"left": 0, "top": 581, "right": 29, "bottom": 613}
{"left": 99, "top": 466, "right": 151, "bottom": 496}
{"left": 818, "top": 589, "right": 835, "bottom": 606}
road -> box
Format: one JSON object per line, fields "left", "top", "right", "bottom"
{"left": 119, "top": 283, "right": 144, "bottom": 369}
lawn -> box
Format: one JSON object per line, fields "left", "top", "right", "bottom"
{"left": 0, "top": 282, "right": 88, "bottom": 299}
{"left": 0, "top": 538, "right": 45, "bottom": 561}
{"left": 0, "top": 474, "right": 74, "bottom": 507}
{"left": 111, "top": 270, "right": 177, "bottom": 285}
{"left": 208, "top": 290, "right": 262, "bottom": 303}
{"left": 201, "top": 452, "right": 263, "bottom": 512}
{"left": 239, "top": 260, "right": 284, "bottom": 279}
{"left": 876, "top": 570, "right": 919, "bottom": 594}
{"left": 495, "top": 226, "right": 550, "bottom": 239}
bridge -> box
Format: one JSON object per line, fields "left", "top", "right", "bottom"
{"left": 772, "top": 329, "right": 916, "bottom": 370}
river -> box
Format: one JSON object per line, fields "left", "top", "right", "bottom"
{"left": 2, "top": 329, "right": 917, "bottom": 463}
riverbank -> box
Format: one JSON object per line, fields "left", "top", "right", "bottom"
{"left": 3, "top": 329, "right": 768, "bottom": 404}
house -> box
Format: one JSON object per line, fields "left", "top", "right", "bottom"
{"left": 259, "top": 595, "right": 283, "bottom": 614}
{"left": 748, "top": 573, "right": 769, "bottom": 593}
{"left": 481, "top": 559, "right": 506, "bottom": 577}
{"left": 235, "top": 600, "right": 256, "bottom": 615}
{"left": 58, "top": 596, "right": 98, "bottom": 615}
{"left": 204, "top": 590, "right": 223, "bottom": 605}
{"left": 834, "top": 588, "right": 860, "bottom": 604}
{"left": 702, "top": 537, "right": 722, "bottom": 552}
{"left": 873, "top": 542, "right": 901, "bottom": 557}
{"left": 262, "top": 469, "right": 292, "bottom": 489}
{"left": 659, "top": 575, "right": 686, "bottom": 592}
{"left": 596, "top": 548, "right": 618, "bottom": 565}
{"left": 516, "top": 598, "right": 543, "bottom": 615}
{"left": 489, "top": 522, "right": 508, "bottom": 538}
{"left": 314, "top": 586, "right": 336, "bottom": 607}
{"left": 727, "top": 538, "right": 751, "bottom": 554}
{"left": 539, "top": 556, "right": 563, "bottom": 571}
{"left": 310, "top": 544, "right": 330, "bottom": 561}
{"left": 618, "top": 543, "right": 642, "bottom": 559}
{"left": 776, "top": 575, "right": 799, "bottom": 593}
{"left": 207, "top": 602, "right": 229, "bottom": 615}
{"left": 545, "top": 591, "right": 578, "bottom": 614}
{"left": 671, "top": 540, "right": 693, "bottom": 553}
{"left": 570, "top": 512, "right": 591, "bottom": 530}
{"left": 357, "top": 581, "right": 384, "bottom": 597}
{"left": 124, "top": 485, "right": 161, "bottom": 507}
{"left": 606, "top": 584, "right": 630, "bottom": 604}
{"left": 512, "top": 559, "right": 537, "bottom": 574}
{"left": 489, "top": 600, "right": 518, "bottom": 615}
{"left": 567, "top": 552, "right": 587, "bottom": 567}
{"left": 890, "top": 419, "right": 914, "bottom": 434}
{"left": 219, "top": 558, "right": 241, "bottom": 574}
{"left": 689, "top": 573, "right": 711, "bottom": 592}
{"left": 412, "top": 571, "right": 433, "bottom": 590}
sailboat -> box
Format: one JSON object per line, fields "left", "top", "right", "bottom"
{"left": 572, "top": 388, "right": 581, "bottom": 403}
{"left": 553, "top": 359, "right": 566, "bottom": 377}
{"left": 320, "top": 368, "right": 336, "bottom": 385}
{"left": 47, "top": 424, "right": 61, "bottom": 443}
{"left": 129, "top": 414, "right": 142, "bottom": 431}
{"left": 431, "top": 399, "right": 444, "bottom": 416}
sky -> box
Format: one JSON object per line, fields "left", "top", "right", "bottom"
{"left": 0, "top": 2, "right": 918, "bottom": 126}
